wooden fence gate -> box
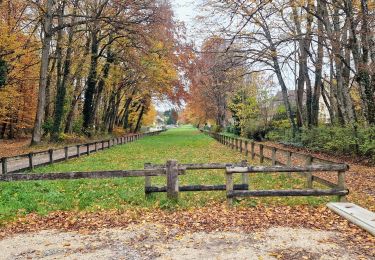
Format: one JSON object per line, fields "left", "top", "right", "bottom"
{"left": 144, "top": 160, "right": 349, "bottom": 205}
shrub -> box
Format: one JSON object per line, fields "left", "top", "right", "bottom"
{"left": 267, "top": 125, "right": 375, "bottom": 162}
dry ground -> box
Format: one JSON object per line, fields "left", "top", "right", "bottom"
{"left": 1, "top": 205, "right": 374, "bottom": 259}
{"left": 0, "top": 223, "right": 371, "bottom": 260}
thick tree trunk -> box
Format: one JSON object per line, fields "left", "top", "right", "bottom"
{"left": 82, "top": 29, "right": 99, "bottom": 132}
{"left": 311, "top": 1, "right": 324, "bottom": 126}
{"left": 31, "top": 0, "right": 54, "bottom": 145}
{"left": 51, "top": 1, "right": 69, "bottom": 141}
{"left": 134, "top": 105, "right": 145, "bottom": 133}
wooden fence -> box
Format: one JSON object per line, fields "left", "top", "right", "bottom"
{"left": 200, "top": 130, "right": 349, "bottom": 190}
{"left": 0, "top": 158, "right": 349, "bottom": 205}
{"left": 144, "top": 160, "right": 349, "bottom": 204}
{"left": 0, "top": 130, "right": 165, "bottom": 174}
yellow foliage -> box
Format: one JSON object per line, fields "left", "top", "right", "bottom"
{"left": 142, "top": 104, "right": 157, "bottom": 126}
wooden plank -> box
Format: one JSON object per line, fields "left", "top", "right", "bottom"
{"left": 226, "top": 171, "right": 234, "bottom": 206}
{"left": 146, "top": 184, "right": 249, "bottom": 193}
{"left": 144, "top": 163, "right": 152, "bottom": 199}
{"left": 228, "top": 189, "right": 348, "bottom": 198}
{"left": 147, "top": 162, "right": 249, "bottom": 170}
{"left": 311, "top": 175, "right": 337, "bottom": 188}
{"left": 0, "top": 169, "right": 172, "bottom": 182}
{"left": 327, "top": 202, "right": 375, "bottom": 236}
{"left": 226, "top": 164, "right": 348, "bottom": 173}
{"left": 166, "top": 160, "right": 179, "bottom": 200}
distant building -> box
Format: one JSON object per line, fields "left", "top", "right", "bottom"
{"left": 271, "top": 90, "right": 330, "bottom": 123}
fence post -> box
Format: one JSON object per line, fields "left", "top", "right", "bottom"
{"left": 166, "top": 160, "right": 179, "bottom": 200}
{"left": 241, "top": 160, "right": 249, "bottom": 190}
{"left": 272, "top": 147, "right": 277, "bottom": 166}
{"left": 306, "top": 155, "right": 313, "bottom": 188}
{"left": 77, "top": 145, "right": 80, "bottom": 157}
{"left": 244, "top": 141, "right": 248, "bottom": 156}
{"left": 337, "top": 170, "right": 347, "bottom": 202}
{"left": 48, "top": 149, "right": 53, "bottom": 164}
{"left": 64, "top": 147, "right": 69, "bottom": 160}
{"left": 226, "top": 169, "right": 234, "bottom": 206}
{"left": 144, "top": 163, "right": 152, "bottom": 199}
{"left": 1, "top": 157, "right": 7, "bottom": 174}
{"left": 259, "top": 144, "right": 264, "bottom": 163}
{"left": 86, "top": 144, "right": 90, "bottom": 155}
{"left": 28, "top": 153, "right": 34, "bottom": 170}
{"left": 239, "top": 139, "right": 243, "bottom": 153}
{"left": 251, "top": 142, "right": 255, "bottom": 160}
{"left": 95, "top": 142, "right": 98, "bottom": 152}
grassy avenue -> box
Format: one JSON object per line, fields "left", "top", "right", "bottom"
{"left": 0, "top": 126, "right": 330, "bottom": 223}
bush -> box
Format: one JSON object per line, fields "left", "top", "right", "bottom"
{"left": 58, "top": 133, "right": 86, "bottom": 143}
{"left": 242, "top": 118, "right": 271, "bottom": 141}
{"left": 267, "top": 125, "right": 375, "bottom": 162}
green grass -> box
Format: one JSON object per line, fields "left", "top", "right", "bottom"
{"left": 0, "top": 125, "right": 332, "bottom": 224}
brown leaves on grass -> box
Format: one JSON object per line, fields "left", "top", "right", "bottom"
{"left": 1, "top": 204, "right": 374, "bottom": 257}
{"left": 262, "top": 141, "right": 375, "bottom": 211}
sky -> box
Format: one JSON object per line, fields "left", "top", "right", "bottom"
{"left": 171, "top": 0, "right": 197, "bottom": 42}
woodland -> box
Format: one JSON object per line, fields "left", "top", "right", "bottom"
{"left": 182, "top": 0, "right": 375, "bottom": 161}
{"left": 0, "top": 0, "right": 187, "bottom": 144}
{"left": 0, "top": 0, "right": 374, "bottom": 161}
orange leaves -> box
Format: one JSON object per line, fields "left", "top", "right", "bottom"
{"left": 1, "top": 204, "right": 374, "bottom": 257}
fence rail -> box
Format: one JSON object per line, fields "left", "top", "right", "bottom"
{"left": 0, "top": 130, "right": 165, "bottom": 174}
{"left": 0, "top": 158, "right": 348, "bottom": 205}
{"left": 200, "top": 129, "right": 349, "bottom": 191}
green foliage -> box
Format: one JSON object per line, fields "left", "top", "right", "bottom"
{"left": 267, "top": 126, "right": 375, "bottom": 161}
{"left": 72, "top": 118, "right": 83, "bottom": 134}
{"left": 0, "top": 59, "right": 7, "bottom": 88}
{"left": 164, "top": 109, "right": 178, "bottom": 125}
{"left": 42, "top": 118, "right": 54, "bottom": 136}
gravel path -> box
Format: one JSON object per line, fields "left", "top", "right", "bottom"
{"left": 0, "top": 224, "right": 368, "bottom": 260}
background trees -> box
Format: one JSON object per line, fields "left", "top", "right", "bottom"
{"left": 0, "top": 0, "right": 187, "bottom": 143}
{"left": 188, "top": 0, "right": 374, "bottom": 129}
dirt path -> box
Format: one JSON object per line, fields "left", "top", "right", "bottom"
{"left": 0, "top": 224, "right": 370, "bottom": 260}
{"left": 1, "top": 142, "right": 110, "bottom": 174}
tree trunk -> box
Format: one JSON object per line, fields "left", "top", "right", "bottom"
{"left": 82, "top": 29, "right": 99, "bottom": 133}
{"left": 31, "top": 0, "right": 54, "bottom": 145}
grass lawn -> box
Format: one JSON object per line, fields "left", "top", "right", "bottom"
{"left": 0, "top": 126, "right": 332, "bottom": 224}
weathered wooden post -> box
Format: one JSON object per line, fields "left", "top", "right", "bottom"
{"left": 1, "top": 157, "right": 7, "bottom": 174}
{"left": 144, "top": 163, "right": 152, "bottom": 199}
{"left": 64, "top": 147, "right": 69, "bottom": 160}
{"left": 95, "top": 142, "right": 98, "bottom": 152}
{"left": 77, "top": 145, "right": 80, "bottom": 157}
{"left": 226, "top": 169, "right": 234, "bottom": 206}
{"left": 241, "top": 160, "right": 249, "bottom": 190}
{"left": 306, "top": 155, "right": 313, "bottom": 188}
{"left": 86, "top": 144, "right": 90, "bottom": 155}
{"left": 251, "top": 142, "right": 255, "bottom": 160}
{"left": 166, "top": 160, "right": 179, "bottom": 200}
{"left": 337, "top": 170, "right": 347, "bottom": 202}
{"left": 239, "top": 139, "right": 243, "bottom": 153}
{"left": 271, "top": 147, "right": 277, "bottom": 166}
{"left": 244, "top": 140, "right": 248, "bottom": 156}
{"left": 259, "top": 144, "right": 264, "bottom": 163}
{"left": 235, "top": 138, "right": 239, "bottom": 151}
{"left": 48, "top": 149, "right": 53, "bottom": 164}
{"left": 28, "top": 153, "right": 34, "bottom": 170}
